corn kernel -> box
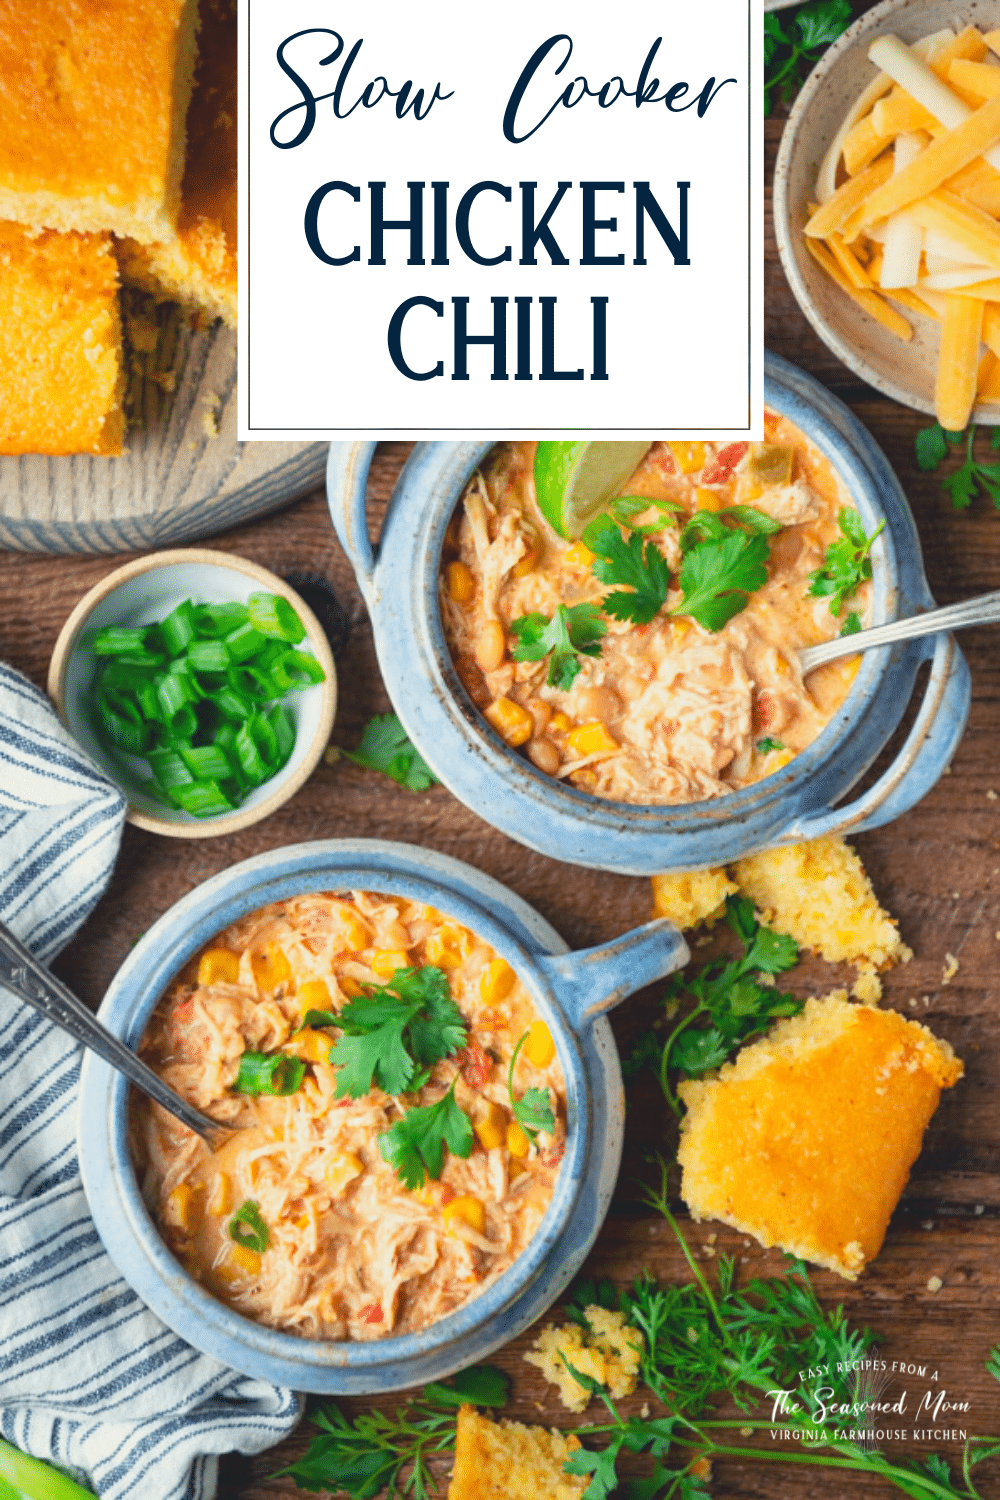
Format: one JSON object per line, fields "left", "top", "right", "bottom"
{"left": 480, "top": 957, "right": 515, "bottom": 1005}
{"left": 252, "top": 945, "right": 291, "bottom": 992}
{"left": 227, "top": 1243, "right": 261, "bottom": 1277}
{"left": 766, "top": 749, "right": 794, "bottom": 771}
{"left": 442, "top": 1194, "right": 487, "bottom": 1234}
{"left": 286, "top": 1027, "right": 333, "bottom": 1065}
{"left": 694, "top": 486, "right": 722, "bottom": 512}
{"left": 297, "top": 979, "right": 332, "bottom": 1014}
{"left": 566, "top": 721, "right": 619, "bottom": 758}
{"left": 332, "top": 908, "right": 371, "bottom": 953}
{"left": 294, "top": 1214, "right": 310, "bottom": 1230}
{"left": 548, "top": 711, "right": 571, "bottom": 735}
{"left": 564, "top": 540, "right": 595, "bottom": 568}
{"left": 524, "top": 1020, "right": 556, "bottom": 1068}
{"left": 670, "top": 441, "right": 706, "bottom": 474}
{"left": 513, "top": 543, "right": 540, "bottom": 578}
{"left": 425, "top": 923, "right": 473, "bottom": 971}
{"left": 484, "top": 696, "right": 534, "bottom": 748}
{"left": 507, "top": 1121, "right": 530, "bottom": 1158}
{"left": 339, "top": 976, "right": 363, "bottom": 998}
{"left": 372, "top": 949, "right": 409, "bottom": 978}
{"left": 326, "top": 1152, "right": 364, "bottom": 1195}
{"left": 197, "top": 948, "right": 240, "bottom": 987}
{"left": 774, "top": 652, "right": 792, "bottom": 677}
{"left": 474, "top": 1100, "right": 509, "bottom": 1151}
{"left": 208, "top": 1173, "right": 232, "bottom": 1216}
{"left": 446, "top": 559, "right": 475, "bottom": 603}
{"left": 164, "top": 1182, "right": 204, "bottom": 1234}
{"left": 508, "top": 1157, "right": 528, "bottom": 1181}
{"left": 672, "top": 618, "right": 693, "bottom": 643}
{"left": 840, "top": 656, "right": 862, "bottom": 685}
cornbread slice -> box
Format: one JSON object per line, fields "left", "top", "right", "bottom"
{"left": 0, "top": 221, "right": 123, "bottom": 455}
{"left": 449, "top": 1406, "right": 587, "bottom": 1498}
{"left": 732, "top": 835, "right": 911, "bottom": 967}
{"left": 117, "top": 0, "right": 236, "bottom": 326}
{"left": 651, "top": 868, "right": 736, "bottom": 930}
{"left": 0, "top": 0, "right": 198, "bottom": 242}
{"left": 524, "top": 1305, "right": 644, "bottom": 1413}
{"left": 677, "top": 994, "right": 963, "bottom": 1279}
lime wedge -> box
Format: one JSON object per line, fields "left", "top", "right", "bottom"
{"left": 534, "top": 441, "right": 651, "bottom": 540}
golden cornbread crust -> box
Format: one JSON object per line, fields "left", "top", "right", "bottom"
{"left": 0, "top": 0, "right": 198, "bottom": 242}
{"left": 677, "top": 994, "right": 963, "bottom": 1279}
{"left": 448, "top": 1407, "right": 587, "bottom": 1499}
{"left": 0, "top": 221, "right": 123, "bottom": 456}
{"left": 117, "top": 0, "right": 236, "bottom": 326}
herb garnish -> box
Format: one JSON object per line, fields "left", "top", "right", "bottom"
{"left": 508, "top": 1030, "right": 556, "bottom": 1142}
{"left": 756, "top": 737, "right": 785, "bottom": 754}
{"left": 626, "top": 896, "right": 801, "bottom": 1114}
{"left": 764, "top": 0, "right": 853, "bottom": 116}
{"left": 915, "top": 422, "right": 1000, "bottom": 510}
{"left": 608, "top": 495, "right": 683, "bottom": 536}
{"left": 229, "top": 1199, "right": 268, "bottom": 1253}
{"left": 840, "top": 610, "right": 862, "bottom": 637}
{"left": 808, "top": 508, "right": 884, "bottom": 618}
{"left": 275, "top": 1366, "right": 509, "bottom": 1497}
{"left": 679, "top": 507, "right": 782, "bottom": 550}
{"left": 330, "top": 966, "right": 467, "bottom": 1100}
{"left": 232, "top": 1051, "right": 306, "bottom": 1097}
{"left": 345, "top": 713, "right": 439, "bottom": 791}
{"left": 378, "top": 1077, "right": 474, "bottom": 1190}
{"left": 509, "top": 603, "right": 607, "bottom": 690}
{"left": 671, "top": 529, "right": 771, "bottom": 631}
{"left": 582, "top": 515, "right": 671, "bottom": 625}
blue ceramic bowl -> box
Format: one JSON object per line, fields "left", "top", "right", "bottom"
{"left": 327, "top": 352, "right": 971, "bottom": 874}
{"left": 76, "top": 839, "right": 688, "bottom": 1393}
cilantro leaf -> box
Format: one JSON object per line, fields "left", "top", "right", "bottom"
{"left": 509, "top": 603, "right": 607, "bottom": 690}
{"left": 839, "top": 611, "right": 862, "bottom": 636}
{"left": 756, "top": 736, "right": 785, "bottom": 754}
{"left": 345, "top": 713, "right": 438, "bottom": 791}
{"left": 807, "top": 507, "right": 884, "bottom": 616}
{"left": 563, "top": 1435, "right": 625, "bottom": 1500}
{"left": 508, "top": 1030, "right": 556, "bottom": 1140}
{"left": 796, "top": 0, "right": 852, "bottom": 49}
{"left": 915, "top": 421, "right": 950, "bottom": 472}
{"left": 672, "top": 530, "right": 770, "bottom": 631}
{"left": 330, "top": 965, "right": 467, "bottom": 1099}
{"left": 378, "top": 1078, "right": 473, "bottom": 1189}
{"left": 583, "top": 515, "right": 670, "bottom": 625}
{"left": 232, "top": 1051, "right": 306, "bottom": 1096}
{"left": 298, "top": 1008, "right": 340, "bottom": 1029}
{"left": 764, "top": 0, "right": 851, "bottom": 115}
{"left": 670, "top": 1026, "right": 730, "bottom": 1075}
{"left": 934, "top": 427, "right": 1000, "bottom": 512}
{"left": 421, "top": 1365, "right": 510, "bottom": 1408}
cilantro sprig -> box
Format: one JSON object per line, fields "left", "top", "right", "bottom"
{"left": 583, "top": 515, "right": 671, "bottom": 625}
{"left": 508, "top": 1030, "right": 556, "bottom": 1141}
{"left": 330, "top": 965, "right": 467, "bottom": 1100}
{"left": 345, "top": 713, "right": 439, "bottom": 791}
{"left": 915, "top": 422, "right": 1000, "bottom": 511}
{"left": 764, "top": 0, "right": 853, "bottom": 116}
{"left": 509, "top": 603, "right": 607, "bottom": 690}
{"left": 807, "top": 507, "right": 884, "bottom": 618}
{"left": 626, "top": 895, "right": 801, "bottom": 1114}
{"left": 378, "top": 1077, "right": 474, "bottom": 1189}
{"left": 671, "top": 529, "right": 771, "bottom": 631}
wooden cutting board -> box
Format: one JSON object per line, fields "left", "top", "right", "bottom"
{"left": 0, "top": 311, "right": 326, "bottom": 556}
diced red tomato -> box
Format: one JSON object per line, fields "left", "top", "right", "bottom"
{"left": 360, "top": 1302, "right": 383, "bottom": 1324}
{"left": 701, "top": 443, "right": 748, "bottom": 485}
{"left": 648, "top": 441, "right": 676, "bottom": 476}
{"left": 455, "top": 1043, "right": 491, "bottom": 1091}
{"left": 754, "top": 692, "right": 777, "bottom": 731}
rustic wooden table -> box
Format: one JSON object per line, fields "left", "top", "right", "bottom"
{"left": 3, "top": 100, "right": 1000, "bottom": 1500}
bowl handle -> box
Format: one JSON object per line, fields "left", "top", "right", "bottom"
{"left": 786, "top": 632, "right": 971, "bottom": 844}
{"left": 327, "top": 442, "right": 380, "bottom": 603}
{"left": 536, "top": 920, "right": 689, "bottom": 1034}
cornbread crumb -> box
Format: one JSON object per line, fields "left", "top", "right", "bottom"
{"left": 524, "top": 1306, "right": 644, "bottom": 1413}
{"left": 650, "top": 868, "right": 735, "bottom": 929}
{"left": 942, "top": 954, "right": 959, "bottom": 984}
{"left": 988, "top": 790, "right": 997, "bottom": 801}
{"left": 851, "top": 965, "right": 882, "bottom": 1004}
{"left": 927, "top": 1275, "right": 943, "bottom": 1293}
{"left": 677, "top": 993, "right": 963, "bottom": 1280}
{"left": 448, "top": 1407, "right": 587, "bottom": 1499}
{"left": 731, "top": 835, "right": 910, "bottom": 968}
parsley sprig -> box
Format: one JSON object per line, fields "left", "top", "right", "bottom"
{"left": 764, "top": 0, "right": 853, "bottom": 116}
{"left": 808, "top": 507, "right": 884, "bottom": 618}
{"left": 509, "top": 603, "right": 607, "bottom": 690}
{"left": 583, "top": 515, "right": 671, "bottom": 625}
{"left": 915, "top": 422, "right": 1000, "bottom": 511}
{"left": 378, "top": 1076, "right": 474, "bottom": 1190}
{"left": 330, "top": 965, "right": 467, "bottom": 1100}
{"left": 345, "top": 713, "right": 439, "bottom": 791}
{"left": 508, "top": 1030, "right": 556, "bottom": 1141}
{"left": 276, "top": 1366, "right": 509, "bottom": 1498}
{"left": 626, "top": 896, "right": 801, "bottom": 1114}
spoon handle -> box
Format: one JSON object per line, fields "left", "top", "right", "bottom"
{"left": 0, "top": 921, "right": 225, "bottom": 1141}
{"left": 799, "top": 590, "right": 1000, "bottom": 674}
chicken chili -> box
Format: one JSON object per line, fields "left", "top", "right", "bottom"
{"left": 130, "top": 893, "right": 565, "bottom": 1341}
{"left": 441, "top": 422, "right": 879, "bottom": 806}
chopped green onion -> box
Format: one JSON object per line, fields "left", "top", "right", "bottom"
{"left": 97, "top": 689, "right": 148, "bottom": 755}
{"left": 228, "top": 1199, "right": 269, "bottom": 1253}
{"left": 267, "top": 705, "right": 295, "bottom": 763}
{"left": 0, "top": 1437, "right": 97, "bottom": 1499}
{"left": 156, "top": 671, "right": 190, "bottom": 721}
{"left": 159, "top": 703, "right": 198, "bottom": 744}
{"left": 92, "top": 625, "right": 155, "bottom": 656}
{"left": 99, "top": 661, "right": 161, "bottom": 692}
{"left": 271, "top": 649, "right": 326, "bottom": 690}
{"left": 136, "top": 681, "right": 163, "bottom": 722}
{"left": 180, "top": 744, "right": 233, "bottom": 781}
{"left": 233, "top": 1051, "right": 306, "bottom": 1096}
{"left": 215, "top": 684, "right": 255, "bottom": 720}
{"left": 171, "top": 780, "right": 234, "bottom": 817}
{"left": 192, "top": 601, "right": 248, "bottom": 637}
{"left": 147, "top": 749, "right": 194, "bottom": 790}
{"left": 225, "top": 621, "right": 267, "bottom": 663}
{"left": 235, "top": 719, "right": 270, "bottom": 786}
{"left": 247, "top": 592, "right": 306, "bottom": 644}
{"left": 187, "top": 639, "right": 230, "bottom": 674}
{"left": 160, "top": 600, "right": 197, "bottom": 656}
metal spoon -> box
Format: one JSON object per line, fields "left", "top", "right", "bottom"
{"left": 799, "top": 590, "right": 1000, "bottom": 675}
{"left": 0, "top": 921, "right": 230, "bottom": 1141}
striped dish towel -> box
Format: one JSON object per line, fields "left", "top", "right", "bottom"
{"left": 0, "top": 665, "right": 303, "bottom": 1500}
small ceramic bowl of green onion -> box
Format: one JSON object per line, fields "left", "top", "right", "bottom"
{"left": 48, "top": 549, "right": 337, "bottom": 837}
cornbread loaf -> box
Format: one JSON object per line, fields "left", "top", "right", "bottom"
{"left": 0, "top": 221, "right": 123, "bottom": 456}
{"left": 0, "top": 0, "right": 198, "bottom": 242}
{"left": 677, "top": 994, "right": 963, "bottom": 1279}
{"left": 117, "top": 0, "right": 236, "bottom": 326}
{"left": 448, "top": 1406, "right": 587, "bottom": 1499}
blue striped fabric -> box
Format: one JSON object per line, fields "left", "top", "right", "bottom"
{"left": 0, "top": 666, "right": 303, "bottom": 1499}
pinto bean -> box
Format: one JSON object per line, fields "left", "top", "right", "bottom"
{"left": 527, "top": 736, "right": 561, "bottom": 776}
{"left": 475, "top": 620, "right": 506, "bottom": 672}
{"left": 525, "top": 697, "right": 552, "bottom": 735}
{"left": 574, "top": 685, "right": 622, "bottom": 723}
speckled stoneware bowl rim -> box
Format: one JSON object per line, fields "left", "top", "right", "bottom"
{"left": 47, "top": 549, "right": 337, "bottom": 839}
{"left": 76, "top": 838, "right": 687, "bottom": 1392}
{"left": 773, "top": 0, "right": 1000, "bottom": 420}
